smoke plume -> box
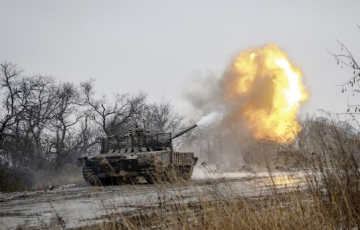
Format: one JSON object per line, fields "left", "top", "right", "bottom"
{"left": 183, "top": 43, "right": 309, "bottom": 170}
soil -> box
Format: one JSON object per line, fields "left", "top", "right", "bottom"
{"left": 0, "top": 169, "right": 302, "bottom": 229}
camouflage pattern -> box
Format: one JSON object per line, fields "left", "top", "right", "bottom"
{"left": 77, "top": 125, "right": 198, "bottom": 185}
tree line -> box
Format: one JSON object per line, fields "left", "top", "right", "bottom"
{"left": 0, "top": 61, "right": 183, "bottom": 172}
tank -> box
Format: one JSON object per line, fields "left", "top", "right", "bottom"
{"left": 77, "top": 124, "right": 198, "bottom": 185}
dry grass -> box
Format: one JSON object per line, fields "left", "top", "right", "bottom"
{"left": 9, "top": 116, "right": 360, "bottom": 229}
{"left": 92, "top": 117, "right": 360, "bottom": 230}
{"left": 78, "top": 180, "right": 331, "bottom": 230}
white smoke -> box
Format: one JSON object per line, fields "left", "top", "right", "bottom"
{"left": 197, "top": 111, "right": 223, "bottom": 126}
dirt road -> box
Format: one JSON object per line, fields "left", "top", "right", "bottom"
{"left": 0, "top": 170, "right": 301, "bottom": 229}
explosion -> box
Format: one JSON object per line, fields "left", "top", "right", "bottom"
{"left": 223, "top": 43, "right": 309, "bottom": 143}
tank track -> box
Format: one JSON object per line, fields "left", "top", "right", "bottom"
{"left": 82, "top": 164, "right": 195, "bottom": 185}
{"left": 140, "top": 164, "right": 195, "bottom": 183}
{"left": 83, "top": 166, "right": 139, "bottom": 186}
{"left": 140, "top": 166, "right": 158, "bottom": 184}
{"left": 82, "top": 166, "right": 99, "bottom": 186}
{"left": 176, "top": 165, "right": 194, "bottom": 180}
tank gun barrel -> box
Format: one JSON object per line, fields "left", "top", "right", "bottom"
{"left": 172, "top": 124, "right": 197, "bottom": 139}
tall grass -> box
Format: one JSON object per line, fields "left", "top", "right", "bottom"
{"left": 286, "top": 116, "right": 360, "bottom": 229}
{"left": 88, "top": 178, "right": 329, "bottom": 230}
{"left": 94, "top": 116, "right": 360, "bottom": 230}
{"left": 9, "top": 116, "right": 360, "bottom": 229}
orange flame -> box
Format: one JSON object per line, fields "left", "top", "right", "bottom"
{"left": 224, "top": 44, "right": 309, "bottom": 143}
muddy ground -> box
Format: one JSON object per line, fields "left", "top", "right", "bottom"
{"left": 0, "top": 170, "right": 302, "bottom": 229}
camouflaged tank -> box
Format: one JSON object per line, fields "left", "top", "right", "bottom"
{"left": 77, "top": 124, "right": 198, "bottom": 185}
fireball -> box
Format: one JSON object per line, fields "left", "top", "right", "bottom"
{"left": 223, "top": 43, "right": 309, "bottom": 143}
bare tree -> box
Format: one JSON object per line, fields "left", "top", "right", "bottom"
{"left": 0, "top": 62, "right": 25, "bottom": 146}
{"left": 328, "top": 25, "right": 360, "bottom": 115}
{"left": 79, "top": 80, "right": 146, "bottom": 137}
{"left": 0, "top": 62, "right": 185, "bottom": 174}
{"left": 0, "top": 63, "right": 95, "bottom": 170}
{"left": 142, "top": 98, "right": 184, "bottom": 134}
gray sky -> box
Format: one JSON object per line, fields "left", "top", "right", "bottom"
{"left": 0, "top": 0, "right": 359, "bottom": 118}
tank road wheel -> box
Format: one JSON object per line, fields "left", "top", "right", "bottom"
{"left": 82, "top": 166, "right": 101, "bottom": 186}
{"left": 103, "top": 176, "right": 139, "bottom": 185}
{"left": 142, "top": 166, "right": 165, "bottom": 184}
{"left": 105, "top": 177, "right": 123, "bottom": 185}
{"left": 143, "top": 171, "right": 160, "bottom": 184}
{"left": 124, "top": 176, "right": 139, "bottom": 184}
{"left": 116, "top": 176, "right": 139, "bottom": 185}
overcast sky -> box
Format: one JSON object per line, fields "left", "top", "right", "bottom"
{"left": 0, "top": 1, "right": 359, "bottom": 118}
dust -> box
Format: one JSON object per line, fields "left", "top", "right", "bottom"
{"left": 33, "top": 164, "right": 83, "bottom": 190}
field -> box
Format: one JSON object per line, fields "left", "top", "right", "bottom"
{"left": 0, "top": 168, "right": 304, "bottom": 229}
{"left": 2, "top": 117, "right": 360, "bottom": 230}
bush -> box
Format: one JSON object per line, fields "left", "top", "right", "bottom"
{"left": 0, "top": 162, "right": 34, "bottom": 192}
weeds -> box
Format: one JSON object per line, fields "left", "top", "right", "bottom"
{"left": 5, "top": 116, "right": 360, "bottom": 229}
{"left": 0, "top": 163, "right": 34, "bottom": 192}
{"left": 95, "top": 116, "right": 360, "bottom": 229}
